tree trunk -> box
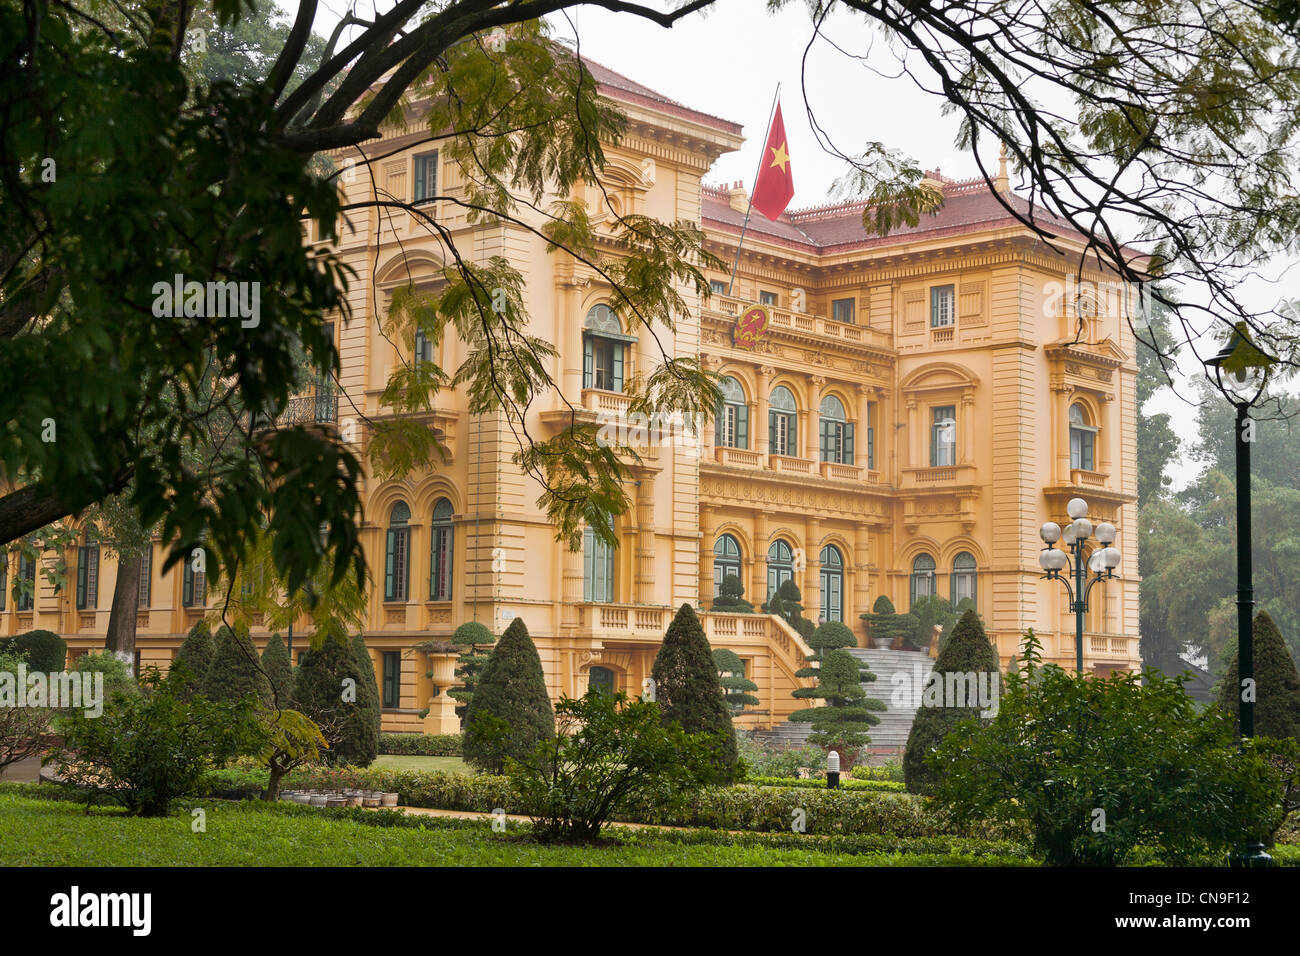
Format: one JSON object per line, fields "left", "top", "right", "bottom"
{"left": 265, "top": 763, "right": 284, "bottom": 801}
{"left": 104, "top": 549, "right": 141, "bottom": 675}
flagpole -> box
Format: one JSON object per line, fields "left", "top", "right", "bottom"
{"left": 727, "top": 83, "right": 781, "bottom": 297}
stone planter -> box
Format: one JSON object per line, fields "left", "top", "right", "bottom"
{"left": 381, "top": 792, "right": 399, "bottom": 807}
{"left": 309, "top": 795, "right": 327, "bottom": 807}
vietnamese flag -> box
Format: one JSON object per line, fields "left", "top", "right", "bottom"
{"left": 751, "top": 101, "right": 794, "bottom": 221}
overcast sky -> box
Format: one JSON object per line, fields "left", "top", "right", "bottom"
{"left": 307, "top": 0, "right": 1300, "bottom": 488}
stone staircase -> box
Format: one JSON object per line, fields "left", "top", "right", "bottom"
{"left": 753, "top": 646, "right": 935, "bottom": 757}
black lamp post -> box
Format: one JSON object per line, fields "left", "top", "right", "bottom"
{"left": 1206, "top": 322, "right": 1278, "bottom": 867}
{"left": 1037, "top": 497, "right": 1121, "bottom": 674}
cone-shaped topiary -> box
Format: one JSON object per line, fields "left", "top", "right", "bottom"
{"left": 447, "top": 621, "right": 497, "bottom": 722}
{"left": 904, "top": 608, "right": 1001, "bottom": 793}
{"left": 713, "top": 647, "right": 760, "bottom": 713}
{"left": 171, "top": 620, "right": 215, "bottom": 697}
{"left": 1216, "top": 611, "right": 1300, "bottom": 741}
{"left": 351, "top": 635, "right": 384, "bottom": 742}
{"left": 292, "top": 636, "right": 378, "bottom": 766}
{"left": 261, "top": 633, "right": 295, "bottom": 705}
{"left": 201, "top": 623, "right": 272, "bottom": 706}
{"left": 462, "top": 617, "right": 554, "bottom": 773}
{"left": 789, "top": 647, "right": 883, "bottom": 768}
{"left": 652, "top": 603, "right": 737, "bottom": 781}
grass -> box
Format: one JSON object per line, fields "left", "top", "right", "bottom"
{"left": 372, "top": 755, "right": 469, "bottom": 774}
{"left": 0, "top": 791, "right": 1031, "bottom": 867}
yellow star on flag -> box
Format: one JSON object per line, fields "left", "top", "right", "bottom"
{"left": 769, "top": 142, "right": 790, "bottom": 173}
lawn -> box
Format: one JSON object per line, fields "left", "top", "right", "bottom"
{"left": 372, "top": 754, "right": 469, "bottom": 774}
{"left": 0, "top": 792, "right": 1031, "bottom": 867}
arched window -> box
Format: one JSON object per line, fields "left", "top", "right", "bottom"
{"left": 583, "top": 304, "right": 633, "bottom": 392}
{"left": 76, "top": 533, "right": 100, "bottom": 610}
{"left": 714, "top": 534, "right": 742, "bottom": 596}
{"left": 820, "top": 545, "right": 844, "bottom": 623}
{"left": 818, "top": 395, "right": 855, "bottom": 464}
{"left": 951, "top": 551, "right": 977, "bottom": 608}
{"left": 715, "top": 376, "right": 749, "bottom": 449}
{"left": 588, "top": 666, "right": 616, "bottom": 695}
{"left": 769, "top": 386, "right": 798, "bottom": 457}
{"left": 767, "top": 539, "right": 794, "bottom": 599}
{"left": 1070, "top": 403, "right": 1097, "bottom": 471}
{"left": 429, "top": 498, "right": 454, "bottom": 601}
{"left": 385, "top": 501, "right": 411, "bottom": 602}
{"left": 910, "top": 553, "right": 936, "bottom": 607}
{"left": 583, "top": 526, "right": 614, "bottom": 603}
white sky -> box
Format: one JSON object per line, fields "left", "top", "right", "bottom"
{"left": 307, "top": 0, "right": 1300, "bottom": 488}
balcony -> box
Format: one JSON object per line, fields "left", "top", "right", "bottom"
{"left": 572, "top": 603, "right": 672, "bottom": 641}
{"left": 820, "top": 461, "right": 865, "bottom": 482}
{"left": 931, "top": 326, "right": 955, "bottom": 344}
{"left": 768, "top": 454, "right": 814, "bottom": 474}
{"left": 714, "top": 446, "right": 763, "bottom": 468}
{"left": 1071, "top": 467, "right": 1109, "bottom": 490}
{"left": 703, "top": 293, "right": 893, "bottom": 352}
{"left": 901, "top": 464, "right": 977, "bottom": 490}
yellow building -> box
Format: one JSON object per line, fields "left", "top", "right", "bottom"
{"left": 5, "top": 59, "right": 1140, "bottom": 734}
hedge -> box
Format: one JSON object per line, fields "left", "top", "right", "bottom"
{"left": 748, "top": 775, "right": 906, "bottom": 793}
{"left": 378, "top": 733, "right": 463, "bottom": 756}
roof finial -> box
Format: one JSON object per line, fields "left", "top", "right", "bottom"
{"left": 995, "top": 142, "right": 1010, "bottom": 193}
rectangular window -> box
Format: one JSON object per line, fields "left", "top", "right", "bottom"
{"left": 1071, "top": 427, "right": 1096, "bottom": 471}
{"left": 182, "top": 562, "right": 206, "bottom": 608}
{"left": 384, "top": 527, "right": 409, "bottom": 602}
{"left": 584, "top": 336, "right": 624, "bottom": 392}
{"left": 931, "top": 406, "right": 957, "bottom": 466}
{"left": 819, "top": 421, "right": 855, "bottom": 465}
{"left": 76, "top": 544, "right": 99, "bottom": 610}
{"left": 831, "top": 298, "right": 856, "bottom": 324}
{"left": 709, "top": 279, "right": 727, "bottom": 295}
{"left": 583, "top": 530, "right": 614, "bottom": 603}
{"left": 413, "top": 151, "right": 438, "bottom": 204}
{"left": 759, "top": 290, "right": 778, "bottom": 306}
{"left": 430, "top": 526, "right": 453, "bottom": 601}
{"left": 382, "top": 652, "right": 401, "bottom": 708}
{"left": 770, "top": 413, "right": 791, "bottom": 457}
{"left": 718, "top": 402, "right": 749, "bottom": 449}
{"left": 138, "top": 545, "right": 152, "bottom": 607}
{"left": 930, "top": 285, "right": 955, "bottom": 327}
{"left": 16, "top": 553, "right": 35, "bottom": 611}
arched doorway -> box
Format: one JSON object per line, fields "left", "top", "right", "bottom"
{"left": 819, "top": 544, "right": 844, "bottom": 622}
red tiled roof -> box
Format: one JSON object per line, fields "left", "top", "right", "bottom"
{"left": 581, "top": 57, "right": 742, "bottom": 135}
{"left": 702, "top": 175, "right": 1083, "bottom": 254}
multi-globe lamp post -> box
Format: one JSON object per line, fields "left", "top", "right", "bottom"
{"left": 1037, "top": 498, "right": 1122, "bottom": 674}
{"left": 1205, "top": 322, "right": 1278, "bottom": 867}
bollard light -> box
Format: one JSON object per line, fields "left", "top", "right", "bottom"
{"left": 827, "top": 750, "right": 840, "bottom": 789}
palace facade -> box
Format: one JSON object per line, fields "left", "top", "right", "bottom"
{"left": 3, "top": 59, "right": 1141, "bottom": 733}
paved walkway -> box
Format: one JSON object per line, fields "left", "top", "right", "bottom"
{"left": 0, "top": 756, "right": 41, "bottom": 783}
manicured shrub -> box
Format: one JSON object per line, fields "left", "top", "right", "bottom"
{"left": 4, "top": 629, "right": 66, "bottom": 671}
{"left": 172, "top": 619, "right": 215, "bottom": 698}
{"left": 903, "top": 608, "right": 1000, "bottom": 794}
{"left": 713, "top": 647, "right": 759, "bottom": 713}
{"left": 293, "top": 636, "right": 379, "bottom": 767}
{"left": 72, "top": 651, "right": 137, "bottom": 706}
{"left": 260, "top": 633, "right": 295, "bottom": 705}
{"left": 202, "top": 623, "right": 273, "bottom": 706}
{"left": 0, "top": 647, "right": 51, "bottom": 772}
{"left": 790, "top": 646, "right": 884, "bottom": 768}
{"left": 734, "top": 733, "right": 828, "bottom": 778}
{"left": 710, "top": 574, "right": 755, "bottom": 613}
{"left": 652, "top": 603, "right": 737, "bottom": 782}
{"left": 462, "top": 617, "right": 554, "bottom": 774}
{"left": 447, "top": 621, "right": 496, "bottom": 722}
{"left": 931, "top": 634, "right": 1279, "bottom": 865}
{"left": 861, "top": 595, "right": 920, "bottom": 650}
{"left": 1216, "top": 611, "right": 1300, "bottom": 741}
{"left": 350, "top": 635, "right": 383, "bottom": 743}
{"left": 57, "top": 670, "right": 259, "bottom": 816}
{"left": 378, "top": 733, "right": 463, "bottom": 756}
{"left": 766, "top": 580, "right": 814, "bottom": 639}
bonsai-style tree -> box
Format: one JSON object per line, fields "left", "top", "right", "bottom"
{"left": 292, "top": 635, "right": 378, "bottom": 767}
{"left": 652, "top": 603, "right": 738, "bottom": 782}
{"left": 260, "top": 633, "right": 295, "bottom": 705}
{"left": 912, "top": 595, "right": 958, "bottom": 653}
{"left": 789, "top": 646, "right": 884, "bottom": 770}
{"left": 713, "top": 647, "right": 760, "bottom": 714}
{"left": 862, "top": 595, "right": 922, "bottom": 650}
{"left": 1217, "top": 611, "right": 1300, "bottom": 741}
{"left": 711, "top": 574, "right": 755, "bottom": 614}
{"left": 201, "top": 623, "right": 273, "bottom": 706}
{"left": 904, "top": 608, "right": 1001, "bottom": 793}
{"left": 767, "top": 580, "right": 815, "bottom": 640}
{"left": 446, "top": 621, "right": 497, "bottom": 723}
{"left": 463, "top": 617, "right": 554, "bottom": 774}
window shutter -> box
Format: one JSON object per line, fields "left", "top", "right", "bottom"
{"left": 820, "top": 420, "right": 829, "bottom": 462}
{"left": 583, "top": 336, "right": 594, "bottom": 389}
{"left": 844, "top": 423, "right": 855, "bottom": 465}
{"left": 385, "top": 529, "right": 396, "bottom": 600}
{"left": 789, "top": 413, "right": 797, "bottom": 456}
{"left": 769, "top": 410, "right": 777, "bottom": 452}
{"left": 612, "top": 343, "right": 624, "bottom": 392}
{"left": 930, "top": 421, "right": 939, "bottom": 466}
{"left": 182, "top": 563, "right": 193, "bottom": 607}
{"left": 76, "top": 547, "right": 87, "bottom": 609}
{"left": 867, "top": 426, "right": 875, "bottom": 469}
{"left": 736, "top": 404, "right": 748, "bottom": 449}
{"left": 413, "top": 158, "right": 425, "bottom": 202}
{"left": 87, "top": 547, "right": 98, "bottom": 609}
{"left": 715, "top": 402, "right": 724, "bottom": 446}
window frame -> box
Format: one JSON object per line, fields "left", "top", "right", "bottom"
{"left": 818, "top": 395, "right": 855, "bottom": 465}
{"left": 413, "top": 151, "right": 439, "bottom": 205}
{"left": 381, "top": 652, "right": 401, "bottom": 709}
{"left": 759, "top": 290, "right": 778, "bottom": 306}
{"left": 831, "top": 297, "right": 856, "bottom": 324}
{"left": 951, "top": 552, "right": 977, "bottom": 607}
{"left": 930, "top": 284, "right": 956, "bottom": 328}
{"left": 910, "top": 553, "right": 937, "bottom": 608}
{"left": 429, "top": 498, "right": 454, "bottom": 601}
{"left": 582, "top": 526, "right": 615, "bottom": 603}
{"left": 384, "top": 502, "right": 411, "bottom": 603}
{"left": 819, "top": 544, "right": 844, "bottom": 623}
{"left": 1069, "top": 403, "right": 1098, "bottom": 471}
{"left": 138, "top": 544, "right": 152, "bottom": 608}
{"left": 766, "top": 539, "right": 794, "bottom": 599}
{"left": 930, "top": 405, "right": 957, "bottom": 467}
{"left": 715, "top": 376, "right": 749, "bottom": 449}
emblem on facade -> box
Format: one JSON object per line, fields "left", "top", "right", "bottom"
{"left": 733, "top": 304, "right": 770, "bottom": 350}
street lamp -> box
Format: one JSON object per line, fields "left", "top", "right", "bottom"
{"left": 1205, "top": 322, "right": 1278, "bottom": 867}
{"left": 1038, "top": 497, "right": 1121, "bottom": 674}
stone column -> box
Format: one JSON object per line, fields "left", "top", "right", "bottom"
{"left": 803, "top": 516, "right": 821, "bottom": 623}
{"left": 854, "top": 524, "right": 872, "bottom": 642}
{"left": 1097, "top": 391, "right": 1113, "bottom": 476}
{"left": 635, "top": 475, "right": 656, "bottom": 604}
{"left": 807, "top": 375, "right": 826, "bottom": 461}
{"left": 561, "top": 534, "right": 584, "bottom": 626}
{"left": 755, "top": 365, "right": 773, "bottom": 456}
{"left": 752, "top": 511, "right": 769, "bottom": 605}
{"left": 856, "top": 385, "right": 873, "bottom": 469}
{"left": 560, "top": 277, "right": 588, "bottom": 402}
{"left": 699, "top": 508, "right": 717, "bottom": 606}
{"left": 960, "top": 388, "right": 975, "bottom": 466}
{"left": 798, "top": 409, "right": 813, "bottom": 461}
{"left": 906, "top": 397, "right": 919, "bottom": 469}
{"left": 1052, "top": 383, "right": 1073, "bottom": 482}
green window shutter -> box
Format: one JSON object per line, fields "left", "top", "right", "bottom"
{"left": 76, "top": 546, "right": 87, "bottom": 609}
{"left": 182, "top": 563, "right": 193, "bottom": 607}
{"left": 769, "top": 410, "right": 777, "bottom": 452}
{"left": 789, "top": 413, "right": 797, "bottom": 455}
{"left": 819, "top": 420, "right": 829, "bottom": 462}
{"left": 736, "top": 404, "right": 748, "bottom": 449}
{"left": 413, "top": 159, "right": 425, "bottom": 203}
{"left": 583, "top": 336, "right": 593, "bottom": 388}
{"left": 715, "top": 402, "right": 724, "bottom": 446}
{"left": 612, "top": 343, "right": 624, "bottom": 392}
{"left": 844, "top": 422, "right": 855, "bottom": 464}
{"left": 930, "top": 421, "right": 938, "bottom": 466}
{"left": 867, "top": 426, "right": 875, "bottom": 469}
{"left": 385, "top": 529, "right": 396, "bottom": 600}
